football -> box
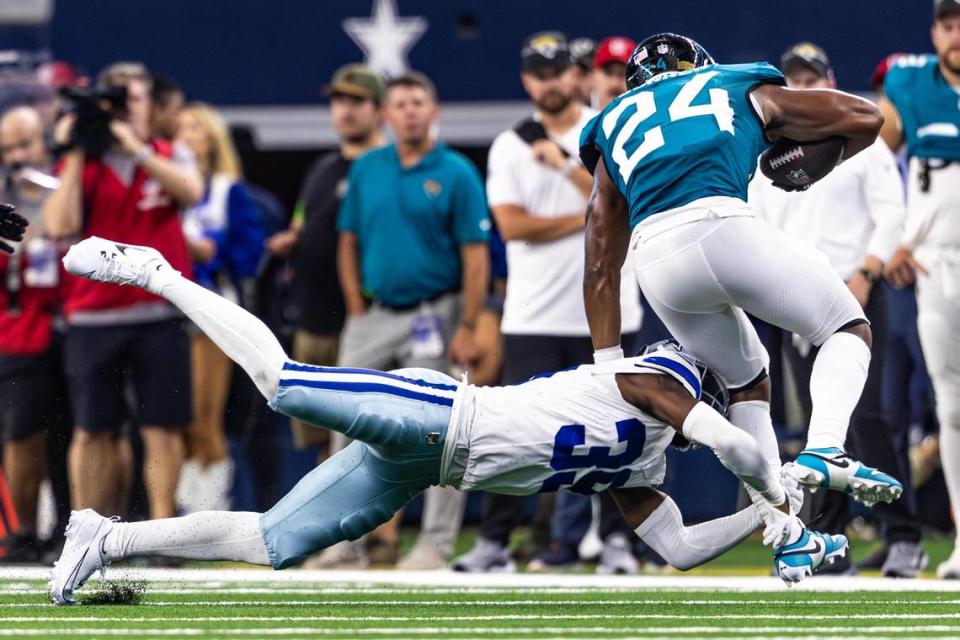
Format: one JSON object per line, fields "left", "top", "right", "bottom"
{"left": 759, "top": 136, "right": 846, "bottom": 191}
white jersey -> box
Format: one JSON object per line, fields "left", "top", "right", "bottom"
{"left": 441, "top": 351, "right": 701, "bottom": 495}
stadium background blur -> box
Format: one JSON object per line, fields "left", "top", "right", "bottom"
{"left": 0, "top": 0, "right": 951, "bottom": 573}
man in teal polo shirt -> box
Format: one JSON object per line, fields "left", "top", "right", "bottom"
{"left": 334, "top": 71, "right": 490, "bottom": 570}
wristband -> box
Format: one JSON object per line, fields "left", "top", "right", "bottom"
{"left": 133, "top": 145, "right": 154, "bottom": 166}
{"left": 593, "top": 346, "right": 624, "bottom": 363}
{"left": 858, "top": 268, "right": 881, "bottom": 283}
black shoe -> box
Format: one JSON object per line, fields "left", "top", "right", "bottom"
{"left": 855, "top": 544, "right": 888, "bottom": 571}
{"left": 815, "top": 550, "right": 856, "bottom": 576}
{"left": 0, "top": 533, "right": 42, "bottom": 563}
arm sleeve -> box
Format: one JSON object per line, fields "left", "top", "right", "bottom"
{"left": 452, "top": 160, "right": 492, "bottom": 245}
{"left": 861, "top": 143, "right": 906, "bottom": 264}
{"left": 486, "top": 133, "right": 524, "bottom": 208}
{"left": 681, "top": 402, "right": 785, "bottom": 506}
{"left": 336, "top": 161, "right": 363, "bottom": 233}
{"left": 634, "top": 496, "right": 761, "bottom": 571}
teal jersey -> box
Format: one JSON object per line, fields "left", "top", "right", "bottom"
{"left": 580, "top": 62, "right": 784, "bottom": 229}
{"left": 884, "top": 54, "right": 960, "bottom": 161}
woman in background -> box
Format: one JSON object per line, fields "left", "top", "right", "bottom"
{"left": 176, "top": 103, "right": 264, "bottom": 513}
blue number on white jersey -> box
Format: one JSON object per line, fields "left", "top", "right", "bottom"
{"left": 580, "top": 62, "right": 784, "bottom": 230}
{"left": 540, "top": 418, "right": 646, "bottom": 494}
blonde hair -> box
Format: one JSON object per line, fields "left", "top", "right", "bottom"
{"left": 180, "top": 103, "right": 242, "bottom": 180}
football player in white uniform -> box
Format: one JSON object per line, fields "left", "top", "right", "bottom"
{"left": 50, "top": 237, "right": 845, "bottom": 605}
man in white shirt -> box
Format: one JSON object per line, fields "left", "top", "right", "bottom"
{"left": 452, "top": 32, "right": 643, "bottom": 574}
{"left": 750, "top": 43, "right": 925, "bottom": 578}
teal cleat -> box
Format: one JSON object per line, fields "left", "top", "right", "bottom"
{"left": 774, "top": 528, "right": 849, "bottom": 585}
{"left": 791, "top": 447, "right": 903, "bottom": 506}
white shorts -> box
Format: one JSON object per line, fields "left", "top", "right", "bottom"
{"left": 631, "top": 209, "right": 865, "bottom": 389}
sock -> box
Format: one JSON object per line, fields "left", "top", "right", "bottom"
{"left": 102, "top": 511, "right": 270, "bottom": 565}
{"left": 729, "top": 400, "right": 781, "bottom": 474}
{"left": 150, "top": 271, "right": 287, "bottom": 401}
{"left": 805, "top": 332, "right": 871, "bottom": 450}
{"left": 728, "top": 400, "right": 785, "bottom": 513}
{"left": 941, "top": 426, "right": 960, "bottom": 548}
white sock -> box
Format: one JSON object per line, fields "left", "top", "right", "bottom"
{"left": 729, "top": 400, "right": 784, "bottom": 513}
{"left": 805, "top": 332, "right": 871, "bottom": 450}
{"left": 729, "top": 400, "right": 781, "bottom": 474}
{"left": 102, "top": 511, "right": 270, "bottom": 565}
{"left": 941, "top": 426, "right": 960, "bottom": 548}
{"left": 151, "top": 271, "right": 287, "bottom": 401}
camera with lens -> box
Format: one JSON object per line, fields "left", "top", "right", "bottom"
{"left": 57, "top": 85, "right": 128, "bottom": 157}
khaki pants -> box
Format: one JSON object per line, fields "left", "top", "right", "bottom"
{"left": 289, "top": 330, "right": 340, "bottom": 451}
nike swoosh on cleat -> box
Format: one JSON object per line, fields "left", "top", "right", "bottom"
{"left": 801, "top": 453, "right": 851, "bottom": 469}
{"left": 778, "top": 537, "right": 823, "bottom": 558}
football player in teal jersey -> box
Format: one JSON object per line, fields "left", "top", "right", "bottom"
{"left": 882, "top": 0, "right": 960, "bottom": 579}
{"left": 581, "top": 34, "right": 900, "bottom": 524}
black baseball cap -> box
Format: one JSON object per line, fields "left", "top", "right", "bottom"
{"left": 521, "top": 31, "right": 572, "bottom": 72}
{"left": 780, "top": 42, "right": 834, "bottom": 80}
{"left": 569, "top": 37, "right": 596, "bottom": 70}
{"left": 936, "top": 0, "right": 960, "bottom": 19}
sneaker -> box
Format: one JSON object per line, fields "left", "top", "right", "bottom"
{"left": 527, "top": 542, "right": 581, "bottom": 573}
{"left": 49, "top": 509, "right": 116, "bottom": 605}
{"left": 302, "top": 539, "right": 368, "bottom": 570}
{"left": 881, "top": 541, "right": 928, "bottom": 578}
{"left": 451, "top": 537, "right": 515, "bottom": 573}
{"left": 773, "top": 528, "right": 849, "bottom": 584}
{"left": 596, "top": 533, "right": 639, "bottom": 575}
{"left": 792, "top": 447, "right": 903, "bottom": 506}
{"left": 397, "top": 543, "right": 447, "bottom": 571}
{"left": 855, "top": 544, "right": 888, "bottom": 572}
{"left": 936, "top": 547, "right": 960, "bottom": 580}
{"left": 62, "top": 236, "right": 173, "bottom": 292}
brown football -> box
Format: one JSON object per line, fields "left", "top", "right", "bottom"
{"left": 759, "top": 136, "right": 845, "bottom": 190}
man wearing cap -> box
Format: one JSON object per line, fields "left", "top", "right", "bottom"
{"left": 266, "top": 65, "right": 385, "bottom": 469}
{"left": 749, "top": 43, "right": 925, "bottom": 577}
{"left": 452, "top": 31, "right": 642, "bottom": 574}
{"left": 592, "top": 36, "right": 636, "bottom": 110}
{"left": 881, "top": 0, "right": 960, "bottom": 579}
{"left": 568, "top": 38, "right": 596, "bottom": 107}
{"left": 332, "top": 70, "right": 490, "bottom": 570}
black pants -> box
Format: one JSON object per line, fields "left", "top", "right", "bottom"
{"left": 479, "top": 333, "right": 639, "bottom": 546}
{"left": 765, "top": 284, "right": 921, "bottom": 543}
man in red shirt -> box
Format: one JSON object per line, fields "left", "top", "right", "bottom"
{"left": 43, "top": 62, "right": 203, "bottom": 521}
{"left": 0, "top": 105, "right": 63, "bottom": 562}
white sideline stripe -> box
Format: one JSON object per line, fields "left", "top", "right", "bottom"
{"left": 2, "top": 628, "right": 960, "bottom": 638}
{"left": 3, "top": 598, "right": 960, "bottom": 607}
{"left": 4, "top": 568, "right": 960, "bottom": 591}
{"left": 3, "top": 625, "right": 960, "bottom": 634}
{"left": 4, "top": 614, "right": 960, "bottom": 621}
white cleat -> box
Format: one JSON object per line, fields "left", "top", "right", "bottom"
{"left": 49, "top": 509, "right": 117, "bottom": 605}
{"left": 62, "top": 236, "right": 174, "bottom": 293}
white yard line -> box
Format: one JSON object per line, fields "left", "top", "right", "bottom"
{"left": 3, "top": 568, "right": 960, "bottom": 592}
{"left": 3, "top": 614, "right": 960, "bottom": 621}
{"left": 2, "top": 627, "right": 960, "bottom": 637}
{"left": 2, "top": 598, "right": 960, "bottom": 607}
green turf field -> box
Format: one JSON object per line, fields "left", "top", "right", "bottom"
{"left": 3, "top": 569, "right": 960, "bottom": 639}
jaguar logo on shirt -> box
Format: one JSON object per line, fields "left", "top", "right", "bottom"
{"left": 422, "top": 179, "right": 442, "bottom": 198}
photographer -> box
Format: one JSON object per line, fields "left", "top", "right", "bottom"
{"left": 42, "top": 62, "right": 202, "bottom": 523}
{"left": 0, "top": 106, "right": 70, "bottom": 563}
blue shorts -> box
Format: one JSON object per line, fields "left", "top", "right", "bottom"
{"left": 260, "top": 363, "right": 458, "bottom": 569}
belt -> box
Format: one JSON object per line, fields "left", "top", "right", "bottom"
{"left": 374, "top": 290, "right": 457, "bottom": 313}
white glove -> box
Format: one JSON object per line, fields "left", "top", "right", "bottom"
{"left": 781, "top": 463, "right": 805, "bottom": 515}
{"left": 753, "top": 495, "right": 803, "bottom": 548}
